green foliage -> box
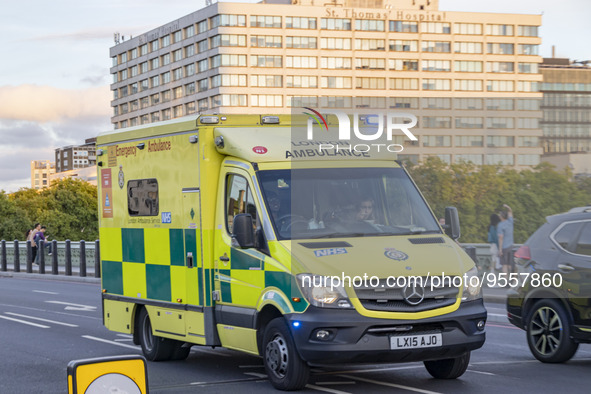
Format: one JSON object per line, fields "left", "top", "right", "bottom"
{"left": 407, "top": 158, "right": 590, "bottom": 243}
{"left": 5, "top": 179, "right": 98, "bottom": 242}
{"left": 0, "top": 192, "right": 31, "bottom": 240}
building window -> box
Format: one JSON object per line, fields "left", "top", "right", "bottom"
{"left": 173, "top": 68, "right": 183, "bottom": 81}
{"left": 173, "top": 49, "right": 183, "bottom": 62}
{"left": 285, "top": 17, "right": 316, "bottom": 29}
{"left": 185, "top": 101, "right": 196, "bottom": 115}
{"left": 517, "top": 99, "right": 540, "bottom": 111}
{"left": 455, "top": 136, "right": 484, "bottom": 147}
{"left": 487, "top": 43, "right": 514, "bottom": 55}
{"left": 212, "top": 34, "right": 247, "bottom": 47}
{"left": 213, "top": 94, "right": 247, "bottom": 107}
{"left": 286, "top": 76, "right": 317, "bottom": 88}
{"left": 250, "top": 75, "right": 283, "bottom": 88}
{"left": 198, "top": 79, "right": 208, "bottom": 92}
{"left": 518, "top": 137, "right": 539, "bottom": 147}
{"left": 455, "top": 61, "right": 482, "bottom": 73}
{"left": 319, "top": 96, "right": 352, "bottom": 108}
{"left": 422, "top": 98, "right": 451, "bottom": 109}
{"left": 454, "top": 42, "right": 482, "bottom": 54}
{"left": 151, "top": 57, "right": 159, "bottom": 70}
{"left": 140, "top": 97, "right": 149, "bottom": 109}
{"left": 420, "top": 22, "right": 450, "bottom": 34}
{"left": 321, "top": 57, "right": 351, "bottom": 69}
{"left": 356, "top": 77, "right": 385, "bottom": 90}
{"left": 389, "top": 20, "right": 417, "bottom": 32}
{"left": 287, "top": 96, "right": 318, "bottom": 108}
{"left": 355, "top": 19, "right": 385, "bottom": 31}
{"left": 185, "top": 63, "right": 195, "bottom": 77}
{"left": 286, "top": 36, "right": 316, "bottom": 49}
{"left": 251, "top": 55, "right": 282, "bottom": 68}
{"left": 185, "top": 44, "right": 195, "bottom": 57}
{"left": 140, "top": 62, "right": 148, "bottom": 74}
{"left": 486, "top": 24, "right": 514, "bottom": 36}
{"left": 320, "top": 37, "right": 350, "bottom": 50}
{"left": 173, "top": 30, "right": 182, "bottom": 43}
{"left": 150, "top": 75, "right": 160, "bottom": 88}
{"left": 211, "top": 14, "right": 246, "bottom": 28}
{"left": 423, "top": 136, "right": 451, "bottom": 147}
{"left": 422, "top": 60, "right": 450, "bottom": 72}
{"left": 390, "top": 97, "right": 419, "bottom": 109}
{"left": 140, "top": 114, "right": 149, "bottom": 124}
{"left": 285, "top": 56, "right": 317, "bottom": 68}
{"left": 320, "top": 18, "right": 351, "bottom": 30}
{"left": 173, "top": 87, "right": 183, "bottom": 99}
{"left": 151, "top": 112, "right": 160, "bottom": 122}
{"left": 162, "top": 90, "right": 171, "bottom": 103}
{"left": 357, "top": 58, "right": 386, "bottom": 70}
{"left": 486, "top": 118, "right": 514, "bottom": 129}
{"left": 162, "top": 108, "right": 171, "bottom": 120}
{"left": 422, "top": 41, "right": 451, "bottom": 53}
{"left": 173, "top": 105, "right": 183, "bottom": 118}
{"left": 486, "top": 98, "right": 514, "bottom": 110}
{"left": 250, "top": 15, "right": 281, "bottom": 28}
{"left": 198, "top": 98, "right": 208, "bottom": 111}
{"left": 355, "top": 97, "right": 387, "bottom": 109}
{"left": 211, "top": 74, "right": 247, "bottom": 87}
{"left": 390, "top": 78, "right": 419, "bottom": 90}
{"left": 185, "top": 82, "right": 196, "bottom": 96}
{"left": 422, "top": 79, "right": 451, "bottom": 90}
{"left": 161, "top": 71, "right": 171, "bottom": 84}
{"left": 197, "top": 40, "right": 208, "bottom": 53}
{"left": 251, "top": 35, "right": 282, "bottom": 48}
{"left": 487, "top": 62, "right": 515, "bottom": 73}
{"left": 518, "top": 25, "right": 538, "bottom": 37}
{"left": 161, "top": 35, "right": 170, "bottom": 47}
{"left": 355, "top": 39, "right": 385, "bottom": 51}
{"left": 198, "top": 59, "right": 208, "bottom": 73}
{"left": 454, "top": 23, "right": 482, "bottom": 35}
{"left": 517, "top": 118, "right": 539, "bottom": 129}
{"left": 185, "top": 25, "right": 195, "bottom": 38}
{"left": 197, "top": 19, "right": 208, "bottom": 33}
{"left": 322, "top": 76, "right": 352, "bottom": 89}
{"left": 423, "top": 116, "right": 452, "bottom": 128}
{"left": 487, "top": 80, "right": 514, "bottom": 92}
{"left": 251, "top": 95, "right": 283, "bottom": 107}
{"left": 518, "top": 81, "right": 538, "bottom": 92}
{"left": 486, "top": 154, "right": 514, "bottom": 165}
{"left": 455, "top": 117, "right": 484, "bottom": 128}
{"left": 389, "top": 40, "right": 418, "bottom": 52}
{"left": 518, "top": 63, "right": 539, "bottom": 73}
{"left": 150, "top": 40, "right": 159, "bottom": 52}
{"left": 211, "top": 54, "right": 247, "bottom": 67}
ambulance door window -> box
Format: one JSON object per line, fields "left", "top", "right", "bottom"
{"left": 226, "top": 174, "right": 258, "bottom": 234}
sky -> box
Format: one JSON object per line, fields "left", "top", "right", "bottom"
{"left": 0, "top": 0, "right": 590, "bottom": 192}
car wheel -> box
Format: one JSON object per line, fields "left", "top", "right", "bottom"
{"left": 526, "top": 299, "right": 578, "bottom": 363}
{"left": 424, "top": 352, "right": 470, "bottom": 379}
{"left": 138, "top": 308, "right": 175, "bottom": 361}
{"left": 262, "top": 318, "right": 309, "bottom": 390}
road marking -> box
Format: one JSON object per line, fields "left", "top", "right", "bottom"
{"left": 114, "top": 338, "right": 134, "bottom": 342}
{"left": 33, "top": 290, "right": 59, "bottom": 295}
{"left": 306, "top": 384, "right": 352, "bottom": 394}
{"left": 243, "top": 372, "right": 267, "bottom": 378}
{"left": 5, "top": 312, "right": 78, "bottom": 327}
{"left": 116, "top": 333, "right": 133, "bottom": 338}
{"left": 0, "top": 315, "right": 49, "bottom": 328}
{"left": 82, "top": 335, "right": 140, "bottom": 350}
{"left": 46, "top": 301, "right": 96, "bottom": 312}
{"left": 467, "top": 369, "right": 496, "bottom": 376}
{"left": 339, "top": 375, "right": 442, "bottom": 394}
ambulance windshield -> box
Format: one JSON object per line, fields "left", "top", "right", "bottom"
{"left": 258, "top": 167, "right": 441, "bottom": 240}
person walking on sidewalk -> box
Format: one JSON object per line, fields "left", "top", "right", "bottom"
{"left": 497, "top": 204, "right": 515, "bottom": 275}
{"left": 487, "top": 213, "right": 501, "bottom": 273}
{"left": 28, "top": 223, "right": 41, "bottom": 264}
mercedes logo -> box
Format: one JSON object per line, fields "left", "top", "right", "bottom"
{"left": 402, "top": 282, "right": 425, "bottom": 306}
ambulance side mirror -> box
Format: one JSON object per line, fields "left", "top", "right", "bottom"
{"left": 232, "top": 214, "right": 255, "bottom": 248}
{"left": 444, "top": 206, "right": 461, "bottom": 240}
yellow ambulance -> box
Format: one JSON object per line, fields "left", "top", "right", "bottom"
{"left": 97, "top": 114, "right": 486, "bottom": 390}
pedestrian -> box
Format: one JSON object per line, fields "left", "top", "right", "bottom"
{"left": 33, "top": 226, "right": 47, "bottom": 265}
{"left": 28, "top": 223, "right": 41, "bottom": 264}
{"left": 497, "top": 204, "right": 515, "bottom": 276}
{"left": 488, "top": 213, "right": 501, "bottom": 273}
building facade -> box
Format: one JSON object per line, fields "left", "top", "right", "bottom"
{"left": 110, "top": 0, "right": 543, "bottom": 167}
{"left": 540, "top": 57, "right": 591, "bottom": 155}
{"left": 54, "top": 138, "right": 97, "bottom": 173}
{"left": 30, "top": 160, "right": 55, "bottom": 190}
{"left": 50, "top": 165, "right": 98, "bottom": 186}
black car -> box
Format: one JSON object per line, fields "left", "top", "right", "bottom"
{"left": 507, "top": 206, "right": 591, "bottom": 363}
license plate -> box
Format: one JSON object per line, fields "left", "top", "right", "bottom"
{"left": 390, "top": 333, "right": 442, "bottom": 350}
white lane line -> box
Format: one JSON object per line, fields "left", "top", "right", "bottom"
{"left": 82, "top": 335, "right": 141, "bottom": 350}
{"left": 315, "top": 381, "right": 356, "bottom": 386}
{"left": 339, "top": 375, "right": 442, "bottom": 394}
{"left": 0, "top": 315, "right": 49, "bottom": 328}
{"left": 305, "top": 384, "right": 352, "bottom": 394}
{"left": 33, "top": 290, "right": 59, "bottom": 295}
{"left": 46, "top": 301, "right": 96, "bottom": 312}
{"left": 244, "top": 372, "right": 267, "bottom": 378}
{"left": 116, "top": 334, "right": 133, "bottom": 338}
{"left": 5, "top": 312, "right": 78, "bottom": 327}
{"left": 467, "top": 369, "right": 496, "bottom": 376}
{"left": 114, "top": 338, "right": 134, "bottom": 342}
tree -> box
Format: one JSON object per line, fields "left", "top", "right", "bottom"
{"left": 0, "top": 192, "right": 31, "bottom": 241}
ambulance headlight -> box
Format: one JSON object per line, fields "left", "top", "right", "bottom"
{"left": 296, "top": 274, "right": 353, "bottom": 309}
{"left": 462, "top": 266, "right": 483, "bottom": 302}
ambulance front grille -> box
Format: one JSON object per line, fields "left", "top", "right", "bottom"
{"left": 354, "top": 277, "right": 459, "bottom": 313}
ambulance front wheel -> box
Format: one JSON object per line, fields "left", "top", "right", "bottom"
{"left": 423, "top": 352, "right": 471, "bottom": 379}
{"left": 138, "top": 307, "right": 175, "bottom": 361}
{"left": 263, "top": 318, "right": 310, "bottom": 391}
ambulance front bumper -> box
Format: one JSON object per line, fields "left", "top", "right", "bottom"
{"left": 284, "top": 299, "right": 486, "bottom": 364}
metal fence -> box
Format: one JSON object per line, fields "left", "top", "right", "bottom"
{"left": 0, "top": 240, "right": 510, "bottom": 279}
{"left": 0, "top": 239, "right": 100, "bottom": 278}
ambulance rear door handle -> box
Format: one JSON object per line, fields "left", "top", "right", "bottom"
{"left": 187, "top": 252, "right": 194, "bottom": 268}
{"left": 220, "top": 254, "right": 229, "bottom": 262}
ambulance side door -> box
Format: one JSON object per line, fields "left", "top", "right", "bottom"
{"left": 214, "top": 168, "right": 266, "bottom": 311}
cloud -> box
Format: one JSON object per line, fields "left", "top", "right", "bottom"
{"left": 0, "top": 84, "right": 111, "bottom": 122}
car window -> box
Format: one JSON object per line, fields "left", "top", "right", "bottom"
{"left": 226, "top": 174, "right": 258, "bottom": 234}
{"left": 574, "top": 222, "right": 591, "bottom": 256}
{"left": 554, "top": 222, "right": 583, "bottom": 252}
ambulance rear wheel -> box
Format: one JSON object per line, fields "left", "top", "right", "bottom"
{"left": 138, "top": 308, "right": 175, "bottom": 361}
{"left": 424, "top": 352, "right": 470, "bottom": 379}
{"left": 263, "top": 318, "right": 309, "bottom": 391}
